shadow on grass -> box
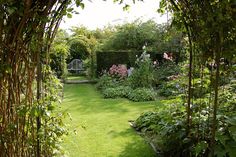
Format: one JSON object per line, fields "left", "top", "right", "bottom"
{"left": 106, "top": 128, "right": 157, "bottom": 157}
{"left": 118, "top": 139, "right": 157, "bottom": 157}
{"left": 107, "top": 127, "right": 135, "bottom": 138}
{"left": 119, "top": 141, "right": 157, "bottom": 157}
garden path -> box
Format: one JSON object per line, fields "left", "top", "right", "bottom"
{"left": 60, "top": 84, "right": 157, "bottom": 157}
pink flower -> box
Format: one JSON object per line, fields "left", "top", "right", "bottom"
{"left": 109, "top": 64, "right": 127, "bottom": 79}
{"left": 163, "top": 52, "right": 173, "bottom": 61}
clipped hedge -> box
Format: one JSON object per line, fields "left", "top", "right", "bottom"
{"left": 96, "top": 50, "right": 169, "bottom": 75}
{"left": 96, "top": 50, "right": 142, "bottom": 75}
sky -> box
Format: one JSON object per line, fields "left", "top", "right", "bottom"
{"left": 59, "top": 0, "right": 168, "bottom": 30}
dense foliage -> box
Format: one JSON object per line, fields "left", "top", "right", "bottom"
{"left": 133, "top": 0, "right": 236, "bottom": 156}
{"left": 102, "top": 86, "right": 132, "bottom": 99}
{"left": 127, "top": 88, "right": 156, "bottom": 102}
{"left": 50, "top": 29, "right": 69, "bottom": 78}
{"left": 134, "top": 80, "right": 236, "bottom": 156}
{"left": 100, "top": 20, "right": 183, "bottom": 54}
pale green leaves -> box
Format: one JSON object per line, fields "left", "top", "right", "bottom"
{"left": 123, "top": 4, "right": 130, "bottom": 11}
{"left": 67, "top": 13, "right": 72, "bottom": 18}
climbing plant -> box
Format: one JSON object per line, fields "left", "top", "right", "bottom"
{"left": 50, "top": 29, "right": 69, "bottom": 79}
{"left": 0, "top": 0, "right": 85, "bottom": 156}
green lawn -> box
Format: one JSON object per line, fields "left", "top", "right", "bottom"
{"left": 60, "top": 84, "right": 160, "bottom": 157}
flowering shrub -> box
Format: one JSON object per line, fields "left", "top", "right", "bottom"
{"left": 109, "top": 64, "right": 127, "bottom": 79}
{"left": 128, "top": 51, "right": 154, "bottom": 89}
{"left": 96, "top": 47, "right": 157, "bottom": 102}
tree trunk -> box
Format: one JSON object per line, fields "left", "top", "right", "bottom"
{"left": 36, "top": 51, "right": 42, "bottom": 157}
{"left": 210, "top": 34, "right": 221, "bottom": 156}
{"left": 186, "top": 26, "right": 193, "bottom": 136}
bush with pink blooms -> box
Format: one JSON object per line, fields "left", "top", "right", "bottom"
{"left": 96, "top": 50, "right": 157, "bottom": 102}
{"left": 109, "top": 64, "right": 128, "bottom": 79}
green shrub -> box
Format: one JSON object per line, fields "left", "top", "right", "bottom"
{"left": 134, "top": 106, "right": 192, "bottom": 156}
{"left": 134, "top": 92, "right": 236, "bottom": 157}
{"left": 102, "top": 88, "right": 120, "bottom": 98}
{"left": 102, "top": 86, "right": 132, "bottom": 98}
{"left": 135, "top": 111, "right": 161, "bottom": 131}
{"left": 128, "top": 88, "right": 156, "bottom": 102}
{"left": 158, "top": 82, "right": 179, "bottom": 97}
{"left": 153, "top": 62, "right": 180, "bottom": 85}
{"left": 95, "top": 73, "right": 115, "bottom": 90}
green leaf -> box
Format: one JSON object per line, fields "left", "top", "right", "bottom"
{"left": 8, "top": 7, "right": 17, "bottom": 15}
{"left": 228, "top": 147, "right": 236, "bottom": 157}
{"left": 75, "top": 0, "right": 81, "bottom": 6}
{"left": 75, "top": 0, "right": 84, "bottom": 9}
{"left": 194, "top": 141, "right": 207, "bottom": 156}
{"left": 229, "top": 126, "right": 236, "bottom": 141}
{"left": 67, "top": 13, "right": 72, "bottom": 18}
{"left": 214, "top": 145, "right": 227, "bottom": 157}
{"left": 226, "top": 116, "right": 236, "bottom": 125}
{"left": 47, "top": 104, "right": 55, "bottom": 111}
{"left": 67, "top": 8, "right": 74, "bottom": 12}
{"left": 123, "top": 4, "right": 130, "bottom": 11}
{"left": 216, "top": 132, "right": 230, "bottom": 147}
{"left": 80, "top": 3, "right": 85, "bottom": 9}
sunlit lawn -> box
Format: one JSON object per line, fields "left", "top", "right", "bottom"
{"left": 66, "top": 75, "right": 87, "bottom": 81}
{"left": 60, "top": 84, "right": 161, "bottom": 157}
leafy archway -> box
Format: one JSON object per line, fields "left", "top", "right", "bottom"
{"left": 0, "top": 0, "right": 84, "bottom": 156}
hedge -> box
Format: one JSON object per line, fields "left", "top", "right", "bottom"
{"left": 96, "top": 50, "right": 142, "bottom": 75}
{"left": 96, "top": 50, "right": 169, "bottom": 75}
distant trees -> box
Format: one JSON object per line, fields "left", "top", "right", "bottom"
{"left": 100, "top": 19, "right": 184, "bottom": 58}
{"left": 51, "top": 19, "right": 185, "bottom": 76}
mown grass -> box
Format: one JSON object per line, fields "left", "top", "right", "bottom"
{"left": 66, "top": 75, "right": 87, "bottom": 81}
{"left": 60, "top": 84, "right": 162, "bottom": 157}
